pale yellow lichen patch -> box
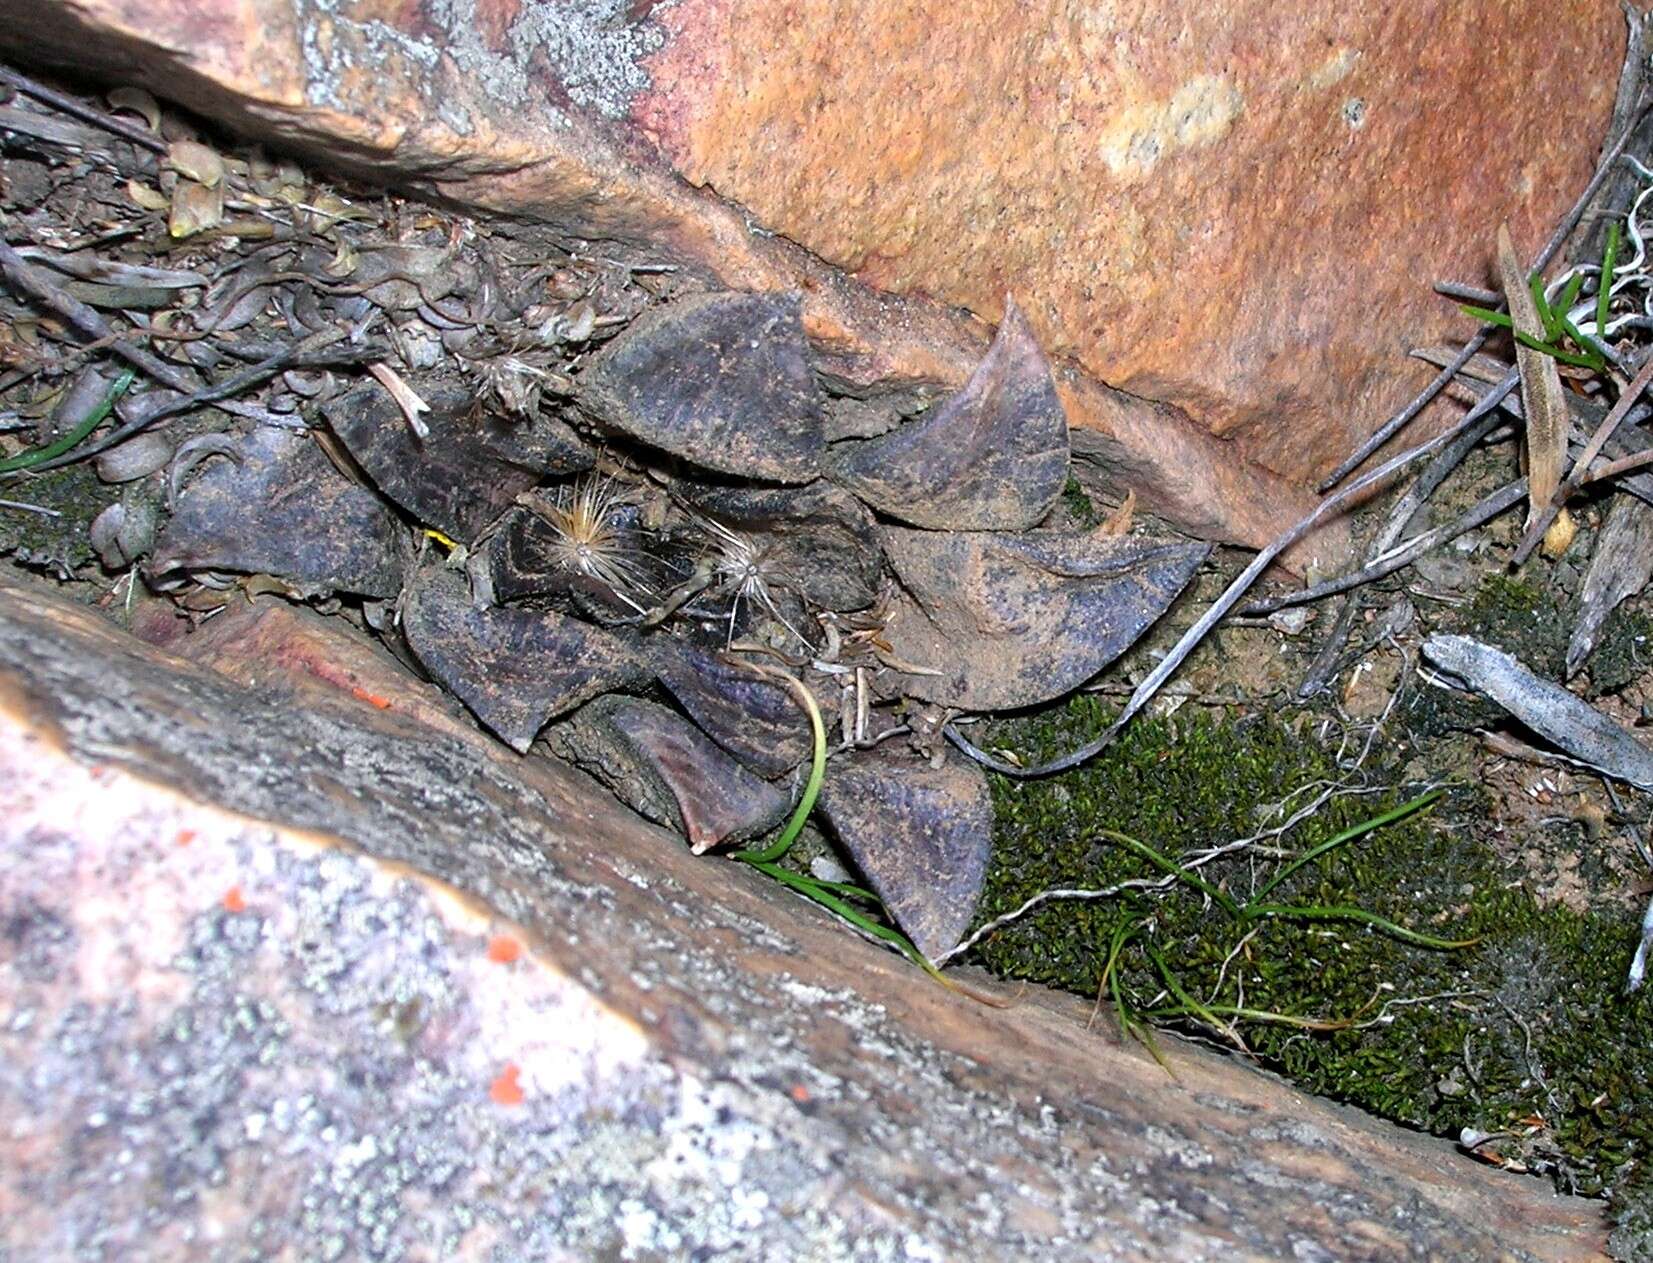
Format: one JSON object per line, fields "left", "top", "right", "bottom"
{"left": 1305, "top": 45, "right": 1360, "bottom": 90}
{"left": 1096, "top": 74, "right": 1244, "bottom": 179}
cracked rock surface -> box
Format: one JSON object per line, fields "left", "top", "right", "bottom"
{"left": 0, "top": 576, "right": 1611, "bottom": 1260}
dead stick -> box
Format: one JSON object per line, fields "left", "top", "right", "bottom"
{"left": 1294, "top": 408, "right": 1507, "bottom": 692}
{"left": 22, "top": 325, "right": 353, "bottom": 473}
{"left": 1434, "top": 280, "right": 1501, "bottom": 306}
{"left": 0, "top": 64, "right": 167, "bottom": 154}
{"left": 1317, "top": 334, "right": 1493, "bottom": 493}
{"left": 1248, "top": 478, "right": 1526, "bottom": 614}
{"left": 1581, "top": 446, "right": 1653, "bottom": 485}
{"left": 0, "top": 237, "right": 197, "bottom": 394}
{"left": 946, "top": 378, "right": 1517, "bottom": 779}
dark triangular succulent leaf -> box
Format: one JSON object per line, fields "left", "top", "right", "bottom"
{"left": 876, "top": 526, "right": 1209, "bottom": 710}
{"left": 549, "top": 696, "right": 790, "bottom": 852}
{"left": 578, "top": 291, "right": 823, "bottom": 483}
{"left": 827, "top": 298, "right": 1069, "bottom": 530}
{"left": 402, "top": 564, "right": 641, "bottom": 752}
{"left": 468, "top": 499, "right": 662, "bottom": 619}
{"left": 324, "top": 383, "right": 594, "bottom": 543}
{"left": 151, "top": 426, "right": 408, "bottom": 599}
{"left": 469, "top": 505, "right": 571, "bottom": 605}
{"left": 652, "top": 642, "right": 815, "bottom": 777}
{"left": 817, "top": 745, "right": 992, "bottom": 961}
{"left": 680, "top": 478, "right": 885, "bottom": 612}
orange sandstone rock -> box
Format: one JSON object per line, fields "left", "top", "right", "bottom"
{"left": 0, "top": 0, "right": 1622, "bottom": 568}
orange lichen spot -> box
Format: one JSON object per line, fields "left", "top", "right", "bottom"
{"left": 486, "top": 934, "right": 522, "bottom": 964}
{"left": 789, "top": 1083, "right": 811, "bottom": 1104}
{"left": 350, "top": 685, "right": 392, "bottom": 710}
{"left": 489, "top": 1063, "right": 524, "bottom": 1106}
{"left": 175, "top": 829, "right": 197, "bottom": 848}
{"left": 222, "top": 885, "right": 247, "bottom": 913}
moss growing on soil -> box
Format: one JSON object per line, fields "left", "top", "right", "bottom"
{"left": 1058, "top": 475, "right": 1102, "bottom": 530}
{"left": 1460, "top": 573, "right": 1569, "bottom": 675}
{"left": 1590, "top": 609, "right": 1653, "bottom": 699}
{"left": 967, "top": 696, "right": 1653, "bottom": 1221}
{"left": 0, "top": 462, "right": 116, "bottom": 572}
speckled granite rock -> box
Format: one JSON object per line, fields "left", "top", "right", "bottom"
{"left": 0, "top": 577, "right": 1611, "bottom": 1260}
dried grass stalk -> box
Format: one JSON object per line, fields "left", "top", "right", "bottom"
{"left": 1497, "top": 222, "right": 1574, "bottom": 557}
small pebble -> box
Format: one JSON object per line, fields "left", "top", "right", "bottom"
{"left": 1268, "top": 608, "right": 1311, "bottom": 636}
{"left": 809, "top": 855, "right": 853, "bottom": 885}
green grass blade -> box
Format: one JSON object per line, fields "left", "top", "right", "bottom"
{"left": 1101, "top": 923, "right": 1170, "bottom": 1069}
{"left": 1250, "top": 788, "right": 1444, "bottom": 905}
{"left": 1558, "top": 316, "right": 1610, "bottom": 372}
{"left": 1555, "top": 270, "right": 1586, "bottom": 324}
{"left": 725, "top": 665, "right": 947, "bottom": 983}
{"left": 1460, "top": 304, "right": 1514, "bottom": 330}
{"left": 1099, "top": 829, "right": 1241, "bottom": 917}
{"left": 1099, "top": 921, "right": 1137, "bottom": 1001}
{"left": 1463, "top": 302, "right": 1608, "bottom": 369}
{"left": 747, "top": 858, "right": 940, "bottom": 976}
{"left": 0, "top": 368, "right": 135, "bottom": 473}
{"left": 798, "top": 876, "right": 883, "bottom": 903}
{"left": 1143, "top": 941, "right": 1245, "bottom": 1048}
{"left": 1598, "top": 221, "right": 1621, "bottom": 334}
{"left": 732, "top": 671, "right": 827, "bottom": 865}
{"left": 1244, "top": 901, "right": 1478, "bottom": 950}
{"left": 1512, "top": 330, "right": 1603, "bottom": 370}
{"left": 1140, "top": 1002, "right": 1355, "bottom": 1031}
{"left": 1532, "top": 272, "right": 1565, "bottom": 342}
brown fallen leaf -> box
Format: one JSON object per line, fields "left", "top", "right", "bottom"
{"left": 1496, "top": 222, "right": 1574, "bottom": 557}
{"left": 167, "top": 138, "right": 224, "bottom": 187}
{"left": 168, "top": 179, "right": 223, "bottom": 239}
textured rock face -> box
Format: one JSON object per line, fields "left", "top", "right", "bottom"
{"left": 0, "top": 577, "right": 1615, "bottom": 1262}
{"left": 10, "top": 2, "right": 1612, "bottom": 568}
{"left": 638, "top": 0, "right": 1618, "bottom": 482}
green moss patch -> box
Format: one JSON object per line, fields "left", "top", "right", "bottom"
{"left": 968, "top": 696, "right": 1653, "bottom": 1216}
{"left": 0, "top": 463, "right": 114, "bottom": 572}
{"left": 1590, "top": 609, "right": 1653, "bottom": 699}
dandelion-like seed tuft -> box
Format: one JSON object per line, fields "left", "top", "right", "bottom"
{"left": 538, "top": 474, "right": 653, "bottom": 609}
{"left": 700, "top": 515, "right": 809, "bottom": 647}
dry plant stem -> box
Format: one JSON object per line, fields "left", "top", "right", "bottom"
{"left": 1511, "top": 350, "right": 1653, "bottom": 564}
{"left": 1434, "top": 281, "right": 1500, "bottom": 306}
{"left": 1317, "top": 333, "right": 1493, "bottom": 493}
{"left": 19, "top": 325, "right": 354, "bottom": 473}
{"left": 1251, "top": 479, "right": 1527, "bottom": 613}
{"left": 945, "top": 384, "right": 1513, "bottom": 779}
{"left": 1297, "top": 594, "right": 1362, "bottom": 698}
{"left": 1497, "top": 222, "right": 1569, "bottom": 536}
{"left": 0, "top": 63, "right": 168, "bottom": 154}
{"left": 0, "top": 240, "right": 299, "bottom": 443}
{"left": 1436, "top": 375, "right": 1653, "bottom": 505}
{"left": 1318, "top": 105, "right": 1642, "bottom": 493}
{"left": 936, "top": 876, "right": 1172, "bottom": 966}
{"left": 1581, "top": 446, "right": 1653, "bottom": 485}
{"left": 0, "top": 497, "right": 57, "bottom": 516}
{"left": 0, "top": 238, "right": 196, "bottom": 395}
{"left": 1295, "top": 407, "right": 1508, "bottom": 694}
{"left": 366, "top": 361, "right": 431, "bottom": 440}
{"left": 1574, "top": 2, "right": 1651, "bottom": 268}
